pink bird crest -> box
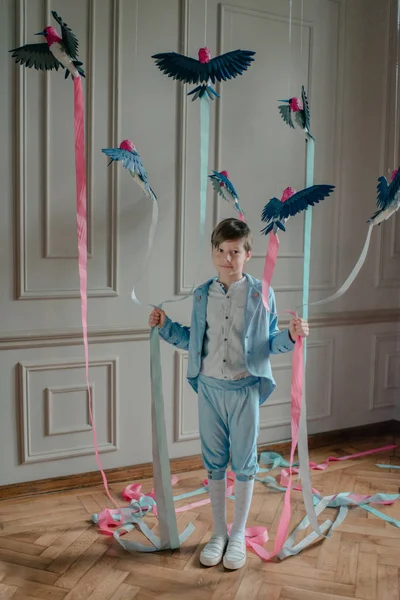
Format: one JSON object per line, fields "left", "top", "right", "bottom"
{"left": 198, "top": 47, "right": 211, "bottom": 63}
{"left": 43, "top": 26, "right": 62, "bottom": 46}
{"left": 220, "top": 170, "right": 229, "bottom": 186}
{"left": 281, "top": 187, "right": 296, "bottom": 202}
{"left": 391, "top": 168, "right": 399, "bottom": 181}
{"left": 289, "top": 97, "right": 303, "bottom": 112}
{"left": 120, "top": 139, "right": 135, "bottom": 152}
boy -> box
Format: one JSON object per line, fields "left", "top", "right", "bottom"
{"left": 149, "top": 218, "right": 309, "bottom": 570}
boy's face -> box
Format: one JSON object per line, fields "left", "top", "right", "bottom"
{"left": 212, "top": 238, "right": 252, "bottom": 281}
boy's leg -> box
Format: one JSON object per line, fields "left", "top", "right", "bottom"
{"left": 224, "top": 382, "right": 259, "bottom": 570}
{"left": 198, "top": 379, "right": 230, "bottom": 566}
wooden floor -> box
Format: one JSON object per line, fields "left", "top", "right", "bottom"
{"left": 0, "top": 437, "right": 399, "bottom": 600}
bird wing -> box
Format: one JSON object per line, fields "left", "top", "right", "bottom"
{"left": 278, "top": 104, "right": 294, "bottom": 128}
{"left": 376, "top": 176, "right": 389, "bottom": 210}
{"left": 9, "top": 43, "right": 61, "bottom": 71}
{"left": 152, "top": 52, "right": 206, "bottom": 84}
{"left": 261, "top": 197, "right": 283, "bottom": 222}
{"left": 278, "top": 184, "right": 335, "bottom": 220}
{"left": 152, "top": 49, "right": 255, "bottom": 84}
{"left": 102, "top": 148, "right": 149, "bottom": 183}
{"left": 206, "top": 49, "right": 256, "bottom": 84}
{"left": 301, "top": 85, "right": 311, "bottom": 131}
{"left": 51, "top": 11, "right": 79, "bottom": 59}
{"left": 388, "top": 167, "right": 400, "bottom": 205}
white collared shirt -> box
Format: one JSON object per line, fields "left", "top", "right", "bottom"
{"left": 200, "top": 276, "right": 251, "bottom": 380}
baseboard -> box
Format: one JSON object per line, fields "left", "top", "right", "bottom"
{"left": 0, "top": 420, "right": 398, "bottom": 501}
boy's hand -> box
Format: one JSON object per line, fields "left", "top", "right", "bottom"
{"left": 289, "top": 317, "right": 309, "bottom": 342}
{"left": 149, "top": 307, "right": 167, "bottom": 329}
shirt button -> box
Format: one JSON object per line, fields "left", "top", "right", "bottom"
{"left": 224, "top": 338, "right": 227, "bottom": 341}
{"left": 225, "top": 316, "right": 228, "bottom": 319}
{"left": 227, "top": 296, "right": 230, "bottom": 299}
{"left": 223, "top": 359, "right": 226, "bottom": 363}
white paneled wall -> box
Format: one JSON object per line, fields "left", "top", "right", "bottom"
{"left": 0, "top": 0, "right": 398, "bottom": 486}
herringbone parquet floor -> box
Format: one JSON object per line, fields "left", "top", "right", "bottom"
{"left": 0, "top": 437, "right": 399, "bottom": 600}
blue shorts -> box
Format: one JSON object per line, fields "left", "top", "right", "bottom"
{"left": 198, "top": 373, "right": 260, "bottom": 482}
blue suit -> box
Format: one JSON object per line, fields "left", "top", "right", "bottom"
{"left": 159, "top": 273, "right": 294, "bottom": 480}
{"left": 159, "top": 273, "right": 294, "bottom": 404}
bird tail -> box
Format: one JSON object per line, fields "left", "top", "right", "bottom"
{"left": 306, "top": 130, "right": 315, "bottom": 141}
{"left": 187, "top": 84, "right": 220, "bottom": 102}
{"left": 367, "top": 208, "right": 381, "bottom": 223}
{"left": 261, "top": 223, "right": 274, "bottom": 236}
{"left": 276, "top": 220, "right": 286, "bottom": 232}
{"left": 65, "top": 60, "right": 86, "bottom": 80}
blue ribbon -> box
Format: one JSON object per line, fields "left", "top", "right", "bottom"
{"left": 144, "top": 95, "right": 210, "bottom": 551}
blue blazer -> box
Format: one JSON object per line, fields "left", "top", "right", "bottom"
{"left": 159, "top": 273, "right": 294, "bottom": 405}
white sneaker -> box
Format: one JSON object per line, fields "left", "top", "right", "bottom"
{"left": 223, "top": 535, "right": 247, "bottom": 570}
{"left": 200, "top": 534, "right": 228, "bottom": 567}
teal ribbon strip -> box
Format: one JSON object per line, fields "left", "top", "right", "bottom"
{"left": 297, "top": 136, "right": 327, "bottom": 539}
{"left": 150, "top": 325, "right": 180, "bottom": 549}
{"left": 145, "top": 95, "right": 210, "bottom": 550}
{"left": 376, "top": 463, "right": 400, "bottom": 469}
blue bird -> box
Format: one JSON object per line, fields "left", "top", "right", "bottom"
{"left": 152, "top": 47, "right": 256, "bottom": 101}
{"left": 367, "top": 168, "right": 400, "bottom": 225}
{"left": 261, "top": 184, "right": 335, "bottom": 235}
{"left": 102, "top": 140, "right": 157, "bottom": 202}
{"left": 209, "top": 170, "right": 245, "bottom": 219}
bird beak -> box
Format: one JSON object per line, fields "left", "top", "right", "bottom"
{"left": 107, "top": 159, "right": 114, "bottom": 167}
{"left": 35, "top": 31, "right": 46, "bottom": 36}
{"left": 278, "top": 99, "right": 289, "bottom": 103}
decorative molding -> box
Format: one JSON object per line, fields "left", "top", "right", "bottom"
{"left": 18, "top": 358, "right": 118, "bottom": 464}
{"left": 0, "top": 326, "right": 149, "bottom": 350}
{"left": 15, "top": 0, "right": 120, "bottom": 298}
{"left": 0, "top": 308, "right": 399, "bottom": 351}
{"left": 1, "top": 419, "right": 397, "bottom": 499}
{"left": 376, "top": 0, "right": 400, "bottom": 288}
{"left": 384, "top": 352, "right": 400, "bottom": 390}
{"left": 369, "top": 332, "right": 400, "bottom": 410}
{"left": 176, "top": 0, "right": 190, "bottom": 295}
{"left": 212, "top": 1, "right": 345, "bottom": 292}
{"left": 45, "top": 384, "right": 94, "bottom": 436}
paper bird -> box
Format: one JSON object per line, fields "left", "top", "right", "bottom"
{"left": 9, "top": 10, "right": 84, "bottom": 79}
{"left": 367, "top": 168, "right": 400, "bottom": 225}
{"left": 278, "top": 85, "right": 313, "bottom": 140}
{"left": 261, "top": 184, "right": 335, "bottom": 235}
{"left": 209, "top": 170, "right": 245, "bottom": 219}
{"left": 102, "top": 140, "right": 157, "bottom": 202}
{"left": 152, "top": 47, "right": 256, "bottom": 101}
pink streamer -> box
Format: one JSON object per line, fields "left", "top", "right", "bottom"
{"left": 262, "top": 232, "right": 280, "bottom": 311}
{"left": 74, "top": 77, "right": 118, "bottom": 510}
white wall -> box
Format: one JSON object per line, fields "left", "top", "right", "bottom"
{"left": 0, "top": 0, "right": 399, "bottom": 486}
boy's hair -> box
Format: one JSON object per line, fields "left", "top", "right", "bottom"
{"left": 211, "top": 218, "right": 253, "bottom": 252}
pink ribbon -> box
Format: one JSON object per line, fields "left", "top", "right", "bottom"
{"left": 74, "top": 77, "right": 117, "bottom": 510}
{"left": 262, "top": 231, "right": 280, "bottom": 311}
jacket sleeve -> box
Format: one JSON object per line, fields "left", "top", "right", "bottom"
{"left": 159, "top": 316, "right": 190, "bottom": 351}
{"left": 268, "top": 287, "right": 295, "bottom": 354}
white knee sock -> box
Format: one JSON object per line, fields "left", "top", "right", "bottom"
{"left": 231, "top": 478, "right": 254, "bottom": 538}
{"left": 208, "top": 477, "right": 228, "bottom": 538}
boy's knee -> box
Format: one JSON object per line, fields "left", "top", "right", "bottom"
{"left": 207, "top": 469, "right": 226, "bottom": 481}
{"left": 235, "top": 472, "right": 255, "bottom": 482}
